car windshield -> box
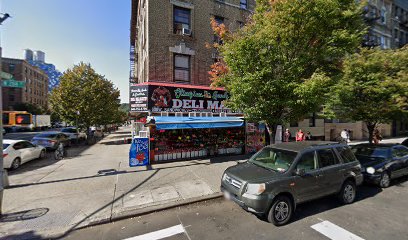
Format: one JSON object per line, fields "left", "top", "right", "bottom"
{"left": 62, "top": 128, "right": 77, "bottom": 133}
{"left": 249, "top": 147, "right": 298, "bottom": 173}
{"left": 352, "top": 146, "right": 390, "bottom": 162}
{"left": 36, "top": 133, "right": 57, "bottom": 138}
{"left": 3, "top": 144, "right": 10, "bottom": 149}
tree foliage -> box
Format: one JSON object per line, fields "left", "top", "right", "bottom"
{"left": 210, "top": 0, "right": 366, "bottom": 140}
{"left": 325, "top": 47, "right": 408, "bottom": 143}
{"left": 49, "top": 63, "right": 122, "bottom": 130}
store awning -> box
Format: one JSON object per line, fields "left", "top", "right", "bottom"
{"left": 154, "top": 116, "right": 244, "bottom": 130}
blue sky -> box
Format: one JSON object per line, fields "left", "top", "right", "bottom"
{"left": 1, "top": 0, "right": 131, "bottom": 103}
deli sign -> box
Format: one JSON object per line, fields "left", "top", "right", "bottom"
{"left": 129, "top": 84, "right": 239, "bottom": 113}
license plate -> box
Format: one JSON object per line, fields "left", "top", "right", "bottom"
{"left": 223, "top": 191, "right": 231, "bottom": 200}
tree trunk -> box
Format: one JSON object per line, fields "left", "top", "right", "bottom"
{"left": 366, "top": 122, "right": 376, "bottom": 144}
{"left": 266, "top": 123, "right": 278, "bottom": 145}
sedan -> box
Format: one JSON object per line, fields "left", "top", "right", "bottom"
{"left": 31, "top": 132, "right": 71, "bottom": 150}
{"left": 352, "top": 144, "right": 408, "bottom": 188}
{"left": 3, "top": 140, "right": 46, "bottom": 170}
{"left": 61, "top": 127, "right": 87, "bottom": 142}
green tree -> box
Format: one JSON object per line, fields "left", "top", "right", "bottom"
{"left": 210, "top": 0, "right": 366, "bottom": 142}
{"left": 49, "top": 62, "right": 121, "bottom": 134}
{"left": 325, "top": 47, "right": 408, "bottom": 143}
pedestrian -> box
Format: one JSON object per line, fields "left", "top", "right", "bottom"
{"left": 283, "top": 129, "right": 291, "bottom": 142}
{"left": 373, "top": 128, "right": 382, "bottom": 144}
{"left": 340, "top": 129, "right": 349, "bottom": 144}
{"left": 296, "top": 129, "right": 305, "bottom": 142}
{"left": 305, "top": 131, "right": 312, "bottom": 141}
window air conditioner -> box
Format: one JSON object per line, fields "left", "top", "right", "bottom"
{"left": 182, "top": 28, "right": 191, "bottom": 36}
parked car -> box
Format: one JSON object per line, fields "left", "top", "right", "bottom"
{"left": 61, "top": 127, "right": 87, "bottom": 142}
{"left": 352, "top": 143, "right": 408, "bottom": 188}
{"left": 3, "top": 139, "right": 46, "bottom": 170}
{"left": 221, "top": 141, "right": 363, "bottom": 226}
{"left": 31, "top": 132, "right": 71, "bottom": 150}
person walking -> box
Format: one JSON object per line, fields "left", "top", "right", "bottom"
{"left": 305, "top": 131, "right": 312, "bottom": 141}
{"left": 283, "top": 129, "right": 291, "bottom": 142}
{"left": 296, "top": 129, "right": 305, "bottom": 142}
{"left": 373, "top": 128, "right": 382, "bottom": 144}
{"left": 340, "top": 129, "right": 349, "bottom": 144}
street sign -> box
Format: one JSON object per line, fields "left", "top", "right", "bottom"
{"left": 2, "top": 79, "right": 25, "bottom": 88}
{"left": 0, "top": 71, "right": 13, "bottom": 80}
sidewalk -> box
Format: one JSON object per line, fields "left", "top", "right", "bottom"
{"left": 0, "top": 127, "right": 246, "bottom": 239}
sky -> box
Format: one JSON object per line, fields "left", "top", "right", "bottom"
{"left": 0, "top": 0, "right": 131, "bottom": 103}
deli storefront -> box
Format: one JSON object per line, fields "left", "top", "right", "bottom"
{"left": 130, "top": 82, "right": 265, "bottom": 163}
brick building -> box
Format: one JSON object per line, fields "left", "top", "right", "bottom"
{"left": 2, "top": 58, "right": 49, "bottom": 110}
{"left": 130, "top": 0, "right": 255, "bottom": 86}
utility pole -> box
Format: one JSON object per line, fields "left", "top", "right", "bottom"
{"left": 0, "top": 12, "right": 11, "bottom": 215}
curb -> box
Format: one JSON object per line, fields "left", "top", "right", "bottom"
{"left": 75, "top": 192, "right": 224, "bottom": 231}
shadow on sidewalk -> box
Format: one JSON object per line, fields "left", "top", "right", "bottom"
{"left": 52, "top": 168, "right": 161, "bottom": 239}
{"left": 0, "top": 230, "right": 45, "bottom": 240}
{"left": 0, "top": 208, "right": 49, "bottom": 223}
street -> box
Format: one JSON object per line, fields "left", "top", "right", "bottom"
{"left": 64, "top": 179, "right": 408, "bottom": 240}
{"left": 4, "top": 129, "right": 61, "bottom": 141}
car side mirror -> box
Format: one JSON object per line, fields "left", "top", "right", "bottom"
{"left": 295, "top": 168, "right": 306, "bottom": 177}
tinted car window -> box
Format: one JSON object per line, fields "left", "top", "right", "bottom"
{"left": 3, "top": 144, "right": 10, "bottom": 149}
{"left": 22, "top": 141, "right": 34, "bottom": 148}
{"left": 317, "top": 148, "right": 339, "bottom": 168}
{"left": 296, "top": 151, "right": 316, "bottom": 172}
{"left": 13, "top": 142, "right": 23, "bottom": 150}
{"left": 392, "top": 146, "right": 408, "bottom": 158}
{"left": 249, "top": 147, "right": 298, "bottom": 172}
{"left": 37, "top": 133, "right": 57, "bottom": 138}
{"left": 353, "top": 146, "right": 390, "bottom": 159}
{"left": 62, "top": 128, "right": 77, "bottom": 133}
{"left": 336, "top": 147, "right": 356, "bottom": 163}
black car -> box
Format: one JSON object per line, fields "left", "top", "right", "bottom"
{"left": 401, "top": 138, "right": 408, "bottom": 148}
{"left": 221, "top": 142, "right": 363, "bottom": 226}
{"left": 352, "top": 144, "right": 408, "bottom": 188}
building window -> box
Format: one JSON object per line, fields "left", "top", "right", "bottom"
{"left": 240, "top": 0, "right": 247, "bottom": 9}
{"left": 174, "top": 7, "right": 191, "bottom": 35}
{"left": 309, "top": 113, "right": 316, "bottom": 127}
{"left": 214, "top": 16, "right": 224, "bottom": 44}
{"left": 290, "top": 122, "right": 299, "bottom": 128}
{"left": 8, "top": 64, "right": 15, "bottom": 73}
{"left": 174, "top": 54, "right": 190, "bottom": 82}
{"left": 9, "top": 95, "right": 15, "bottom": 102}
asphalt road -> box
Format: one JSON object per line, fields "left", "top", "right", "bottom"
{"left": 3, "top": 129, "right": 61, "bottom": 141}
{"left": 64, "top": 177, "right": 408, "bottom": 240}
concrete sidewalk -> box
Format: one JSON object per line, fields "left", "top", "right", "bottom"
{"left": 0, "top": 127, "right": 246, "bottom": 239}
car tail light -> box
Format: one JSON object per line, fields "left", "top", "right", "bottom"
{"left": 3, "top": 153, "right": 8, "bottom": 158}
{"left": 49, "top": 140, "right": 57, "bottom": 143}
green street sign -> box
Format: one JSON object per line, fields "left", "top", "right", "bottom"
{"left": 0, "top": 71, "right": 13, "bottom": 80}
{"left": 2, "top": 79, "right": 25, "bottom": 88}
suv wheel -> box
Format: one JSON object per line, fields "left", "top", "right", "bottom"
{"left": 267, "top": 196, "right": 293, "bottom": 226}
{"left": 339, "top": 181, "right": 356, "bottom": 204}
{"left": 379, "top": 172, "right": 391, "bottom": 188}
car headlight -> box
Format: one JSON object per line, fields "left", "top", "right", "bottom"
{"left": 366, "top": 167, "right": 376, "bottom": 174}
{"left": 245, "top": 183, "right": 266, "bottom": 195}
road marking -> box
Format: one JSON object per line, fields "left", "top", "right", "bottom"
{"left": 124, "top": 224, "right": 185, "bottom": 240}
{"left": 311, "top": 221, "right": 364, "bottom": 240}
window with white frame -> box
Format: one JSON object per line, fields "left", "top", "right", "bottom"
{"left": 174, "top": 54, "right": 190, "bottom": 82}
